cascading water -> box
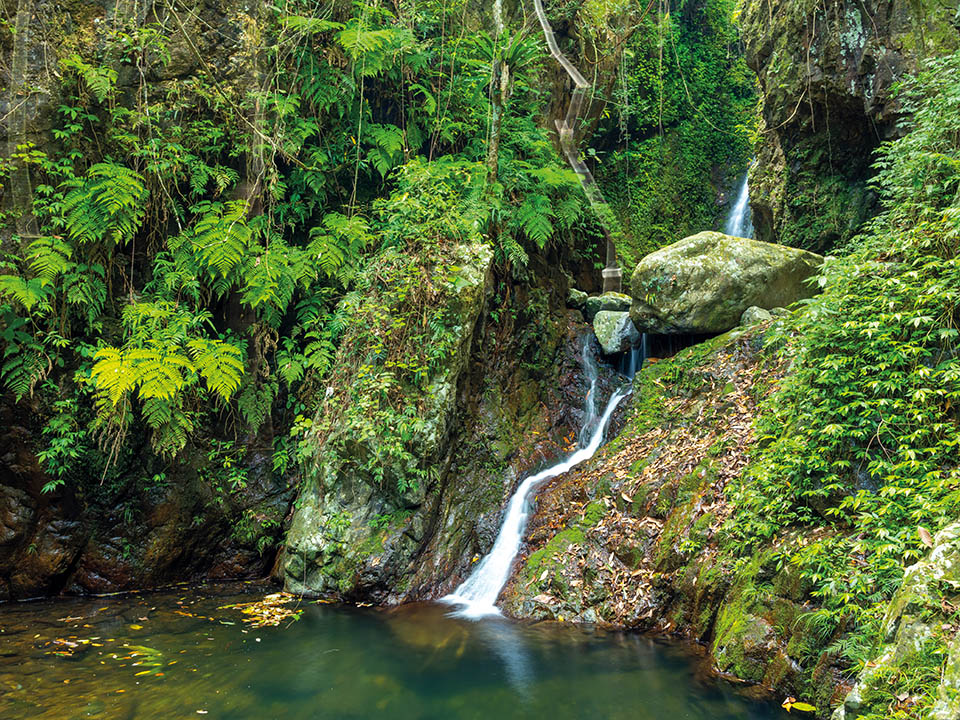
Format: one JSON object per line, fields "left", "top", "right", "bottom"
{"left": 578, "top": 341, "right": 600, "bottom": 446}
{"left": 441, "top": 347, "right": 629, "bottom": 619}
{"left": 724, "top": 172, "right": 753, "bottom": 238}
{"left": 618, "top": 333, "right": 649, "bottom": 381}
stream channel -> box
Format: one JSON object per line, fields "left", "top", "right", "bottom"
{"left": 0, "top": 582, "right": 783, "bottom": 719}
{"left": 0, "top": 346, "right": 784, "bottom": 720}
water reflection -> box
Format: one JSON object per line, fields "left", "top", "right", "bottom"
{"left": 0, "top": 584, "right": 783, "bottom": 720}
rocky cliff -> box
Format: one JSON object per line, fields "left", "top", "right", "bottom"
{"left": 741, "top": 0, "right": 960, "bottom": 250}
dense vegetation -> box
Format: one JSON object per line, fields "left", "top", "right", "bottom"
{"left": 727, "top": 51, "right": 960, "bottom": 716}
{"left": 596, "top": 0, "right": 755, "bottom": 266}
{"left": 0, "top": 1, "right": 605, "bottom": 504}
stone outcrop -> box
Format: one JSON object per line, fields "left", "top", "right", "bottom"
{"left": 0, "top": 400, "right": 295, "bottom": 600}
{"left": 629, "top": 231, "right": 823, "bottom": 334}
{"left": 834, "top": 523, "right": 960, "bottom": 719}
{"left": 740, "top": 0, "right": 960, "bottom": 250}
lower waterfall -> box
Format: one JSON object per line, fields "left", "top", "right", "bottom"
{"left": 441, "top": 349, "right": 629, "bottom": 618}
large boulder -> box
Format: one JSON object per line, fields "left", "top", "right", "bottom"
{"left": 629, "top": 232, "right": 823, "bottom": 334}
{"left": 593, "top": 311, "right": 641, "bottom": 355}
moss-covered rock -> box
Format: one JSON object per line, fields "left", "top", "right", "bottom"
{"left": 584, "top": 291, "right": 632, "bottom": 322}
{"left": 629, "top": 231, "right": 823, "bottom": 333}
{"left": 593, "top": 310, "right": 640, "bottom": 355}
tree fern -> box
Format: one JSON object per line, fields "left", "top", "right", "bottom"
{"left": 62, "top": 163, "right": 147, "bottom": 246}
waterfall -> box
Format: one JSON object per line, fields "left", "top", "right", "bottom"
{"left": 578, "top": 341, "right": 599, "bottom": 447}
{"left": 724, "top": 172, "right": 753, "bottom": 238}
{"left": 441, "top": 349, "right": 629, "bottom": 619}
{"left": 618, "top": 333, "right": 649, "bottom": 380}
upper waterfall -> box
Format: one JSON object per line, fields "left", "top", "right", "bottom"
{"left": 724, "top": 172, "right": 753, "bottom": 238}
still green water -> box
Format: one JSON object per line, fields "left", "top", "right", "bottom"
{"left": 0, "top": 583, "right": 784, "bottom": 720}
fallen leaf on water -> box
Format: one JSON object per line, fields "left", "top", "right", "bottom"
{"left": 129, "top": 624, "right": 143, "bottom": 630}
{"left": 781, "top": 697, "right": 817, "bottom": 713}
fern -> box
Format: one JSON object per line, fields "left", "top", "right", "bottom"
{"left": 281, "top": 15, "right": 343, "bottom": 35}
{"left": 186, "top": 338, "right": 245, "bottom": 401}
{"left": 186, "top": 201, "right": 251, "bottom": 281}
{"left": 60, "top": 54, "right": 117, "bottom": 103}
{"left": 365, "top": 124, "right": 405, "bottom": 179}
{"left": 27, "top": 236, "right": 73, "bottom": 284}
{"left": 125, "top": 346, "right": 191, "bottom": 401}
{"left": 0, "top": 276, "right": 48, "bottom": 312}
{"left": 62, "top": 163, "right": 147, "bottom": 246}
{"left": 307, "top": 212, "right": 373, "bottom": 282}
{"left": 90, "top": 346, "right": 139, "bottom": 406}
{"left": 515, "top": 193, "right": 554, "bottom": 249}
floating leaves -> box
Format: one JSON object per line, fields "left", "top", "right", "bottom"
{"left": 781, "top": 697, "right": 817, "bottom": 713}
{"left": 219, "top": 592, "right": 302, "bottom": 628}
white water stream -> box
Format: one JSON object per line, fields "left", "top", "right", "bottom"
{"left": 442, "top": 349, "right": 629, "bottom": 619}
{"left": 724, "top": 172, "right": 753, "bottom": 238}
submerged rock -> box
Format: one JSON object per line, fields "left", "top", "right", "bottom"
{"left": 629, "top": 231, "right": 822, "bottom": 334}
{"left": 593, "top": 310, "right": 641, "bottom": 355}
{"left": 584, "top": 292, "right": 632, "bottom": 322}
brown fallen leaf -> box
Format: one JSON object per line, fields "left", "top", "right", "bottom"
{"left": 532, "top": 594, "right": 555, "bottom": 604}
{"left": 919, "top": 526, "right": 934, "bottom": 548}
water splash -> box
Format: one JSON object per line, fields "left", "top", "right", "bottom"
{"left": 441, "top": 347, "right": 629, "bottom": 619}
{"left": 724, "top": 172, "right": 753, "bottom": 239}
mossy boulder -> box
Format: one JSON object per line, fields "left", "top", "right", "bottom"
{"left": 593, "top": 310, "right": 641, "bottom": 355}
{"left": 629, "top": 231, "right": 823, "bottom": 333}
{"left": 584, "top": 291, "right": 632, "bottom": 322}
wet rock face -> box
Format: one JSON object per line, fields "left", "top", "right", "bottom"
{"left": 279, "top": 237, "right": 619, "bottom": 604}
{"left": 629, "top": 231, "right": 823, "bottom": 334}
{"left": 740, "top": 0, "right": 960, "bottom": 250}
{"left": 0, "top": 399, "right": 294, "bottom": 600}
{"left": 593, "top": 311, "right": 640, "bottom": 355}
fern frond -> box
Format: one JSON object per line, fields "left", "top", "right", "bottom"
{"left": 63, "top": 163, "right": 147, "bottom": 246}
{"left": 0, "top": 275, "right": 48, "bottom": 312}
{"left": 515, "top": 193, "right": 554, "bottom": 249}
{"left": 27, "top": 236, "right": 74, "bottom": 283}
{"left": 190, "top": 201, "right": 251, "bottom": 281}
{"left": 91, "top": 346, "right": 139, "bottom": 406}
{"left": 126, "top": 346, "right": 190, "bottom": 401}
{"left": 60, "top": 54, "right": 117, "bottom": 102}
{"left": 186, "top": 338, "right": 245, "bottom": 401}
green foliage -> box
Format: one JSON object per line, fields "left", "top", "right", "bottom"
{"left": 597, "top": 0, "right": 755, "bottom": 264}
{"left": 62, "top": 163, "right": 148, "bottom": 247}
{"left": 90, "top": 301, "right": 244, "bottom": 457}
{"left": 726, "top": 51, "right": 960, "bottom": 673}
